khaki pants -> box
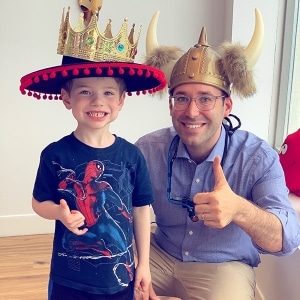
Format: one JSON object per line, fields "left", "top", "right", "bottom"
{"left": 150, "top": 234, "right": 256, "bottom": 300}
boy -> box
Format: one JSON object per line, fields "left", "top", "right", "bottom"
{"left": 19, "top": 3, "right": 166, "bottom": 300}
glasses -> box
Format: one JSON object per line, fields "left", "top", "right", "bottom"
{"left": 170, "top": 94, "right": 226, "bottom": 111}
{"left": 167, "top": 135, "right": 199, "bottom": 222}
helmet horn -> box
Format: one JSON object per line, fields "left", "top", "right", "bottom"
{"left": 244, "top": 8, "right": 264, "bottom": 70}
{"left": 146, "top": 11, "right": 160, "bottom": 54}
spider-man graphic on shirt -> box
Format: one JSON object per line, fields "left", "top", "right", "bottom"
{"left": 55, "top": 158, "right": 134, "bottom": 283}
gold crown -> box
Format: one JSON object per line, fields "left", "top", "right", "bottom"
{"left": 57, "top": 6, "right": 141, "bottom": 63}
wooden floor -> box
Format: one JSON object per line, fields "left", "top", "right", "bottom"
{"left": 0, "top": 234, "right": 53, "bottom": 300}
{"left": 0, "top": 231, "right": 267, "bottom": 300}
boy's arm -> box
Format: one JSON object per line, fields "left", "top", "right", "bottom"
{"left": 32, "top": 197, "right": 88, "bottom": 235}
{"left": 133, "top": 205, "right": 151, "bottom": 297}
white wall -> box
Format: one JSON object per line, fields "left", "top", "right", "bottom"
{"left": 254, "top": 195, "right": 300, "bottom": 300}
{"left": 231, "top": 0, "right": 280, "bottom": 138}
{"left": 232, "top": 0, "right": 287, "bottom": 146}
{"left": 0, "top": 0, "right": 281, "bottom": 236}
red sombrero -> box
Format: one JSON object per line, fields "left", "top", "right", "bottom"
{"left": 19, "top": 4, "right": 166, "bottom": 100}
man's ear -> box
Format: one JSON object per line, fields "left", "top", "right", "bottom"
{"left": 168, "top": 97, "right": 173, "bottom": 116}
{"left": 61, "top": 89, "right": 72, "bottom": 110}
{"left": 224, "top": 96, "right": 233, "bottom": 117}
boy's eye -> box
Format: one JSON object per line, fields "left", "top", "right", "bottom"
{"left": 80, "top": 90, "right": 90, "bottom": 95}
{"left": 104, "top": 91, "right": 114, "bottom": 96}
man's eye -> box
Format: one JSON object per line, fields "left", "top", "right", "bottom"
{"left": 199, "top": 96, "right": 212, "bottom": 103}
{"left": 176, "top": 96, "right": 189, "bottom": 102}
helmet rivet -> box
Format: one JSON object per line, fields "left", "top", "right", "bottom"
{"left": 189, "top": 73, "right": 195, "bottom": 78}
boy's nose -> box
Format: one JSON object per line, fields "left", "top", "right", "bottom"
{"left": 91, "top": 94, "right": 104, "bottom": 105}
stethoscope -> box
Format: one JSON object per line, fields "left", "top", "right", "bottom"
{"left": 167, "top": 114, "right": 241, "bottom": 222}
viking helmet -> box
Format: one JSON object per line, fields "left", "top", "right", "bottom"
{"left": 146, "top": 8, "right": 264, "bottom": 98}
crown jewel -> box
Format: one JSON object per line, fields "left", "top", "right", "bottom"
{"left": 57, "top": 5, "right": 141, "bottom": 63}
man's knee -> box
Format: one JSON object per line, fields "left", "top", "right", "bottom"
{"left": 151, "top": 270, "right": 188, "bottom": 300}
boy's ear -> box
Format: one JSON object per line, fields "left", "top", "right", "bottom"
{"left": 118, "top": 91, "right": 126, "bottom": 109}
{"left": 61, "top": 88, "right": 72, "bottom": 110}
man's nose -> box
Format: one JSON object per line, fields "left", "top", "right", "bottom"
{"left": 185, "top": 99, "right": 201, "bottom": 116}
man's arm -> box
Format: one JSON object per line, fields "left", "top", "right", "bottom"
{"left": 232, "top": 196, "right": 283, "bottom": 252}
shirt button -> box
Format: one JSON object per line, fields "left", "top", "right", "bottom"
{"left": 184, "top": 251, "right": 189, "bottom": 256}
{"left": 195, "top": 178, "right": 200, "bottom": 183}
{"left": 189, "top": 231, "right": 193, "bottom": 235}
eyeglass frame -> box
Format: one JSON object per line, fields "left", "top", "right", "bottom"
{"left": 169, "top": 93, "right": 226, "bottom": 111}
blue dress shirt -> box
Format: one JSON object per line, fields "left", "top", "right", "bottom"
{"left": 136, "top": 126, "right": 300, "bottom": 267}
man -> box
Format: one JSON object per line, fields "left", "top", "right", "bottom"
{"left": 136, "top": 9, "right": 300, "bottom": 300}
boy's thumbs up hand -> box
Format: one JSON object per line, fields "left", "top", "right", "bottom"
{"left": 58, "top": 199, "right": 88, "bottom": 235}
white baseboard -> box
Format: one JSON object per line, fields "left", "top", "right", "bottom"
{"left": 0, "top": 208, "right": 155, "bottom": 237}
{"left": 0, "top": 214, "right": 54, "bottom": 237}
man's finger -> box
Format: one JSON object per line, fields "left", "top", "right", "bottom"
{"left": 213, "top": 155, "right": 227, "bottom": 188}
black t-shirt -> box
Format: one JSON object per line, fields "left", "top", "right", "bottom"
{"left": 33, "top": 133, "right": 154, "bottom": 295}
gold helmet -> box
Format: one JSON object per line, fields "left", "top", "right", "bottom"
{"left": 145, "top": 9, "right": 264, "bottom": 98}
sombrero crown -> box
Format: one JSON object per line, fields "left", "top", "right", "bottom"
{"left": 20, "top": 0, "right": 166, "bottom": 100}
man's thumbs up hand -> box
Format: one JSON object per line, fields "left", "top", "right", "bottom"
{"left": 193, "top": 156, "right": 240, "bottom": 228}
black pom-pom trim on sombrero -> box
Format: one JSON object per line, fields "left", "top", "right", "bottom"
{"left": 20, "top": 59, "right": 167, "bottom": 100}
